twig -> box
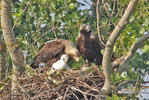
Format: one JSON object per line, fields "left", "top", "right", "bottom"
{"left": 96, "top": 0, "right": 105, "bottom": 47}
{"left": 63, "top": 85, "right": 70, "bottom": 100}
{"left": 72, "top": 91, "right": 80, "bottom": 100}
{"left": 18, "top": 85, "right": 31, "bottom": 99}
{"left": 111, "top": 55, "right": 125, "bottom": 68}
{"left": 79, "top": 81, "right": 99, "bottom": 93}
{"left": 52, "top": 19, "right": 58, "bottom": 38}
{"left": 25, "top": 28, "right": 56, "bottom": 51}
{"left": 30, "top": 88, "right": 56, "bottom": 100}
{"left": 70, "top": 86, "right": 97, "bottom": 100}
{"left": 33, "top": 82, "right": 48, "bottom": 98}
{"left": 25, "top": 25, "right": 79, "bottom": 51}
{"left": 12, "top": 2, "right": 30, "bottom": 29}
{"left": 102, "top": 0, "right": 111, "bottom": 17}
{"left": 71, "top": 86, "right": 88, "bottom": 100}
{"left": 111, "top": 1, "right": 116, "bottom": 17}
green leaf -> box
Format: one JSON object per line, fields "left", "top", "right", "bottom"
{"left": 68, "top": 3, "right": 74, "bottom": 10}
{"left": 120, "top": 0, "right": 128, "bottom": 4}
{"left": 105, "top": 97, "right": 111, "bottom": 100}
{"left": 51, "top": 1, "right": 56, "bottom": 10}
{"left": 144, "top": 17, "right": 149, "bottom": 26}
{"left": 67, "top": 0, "right": 71, "bottom": 3}
{"left": 110, "top": 74, "right": 116, "bottom": 83}
{"left": 13, "top": 12, "right": 22, "bottom": 17}
{"left": 112, "top": 94, "right": 119, "bottom": 100}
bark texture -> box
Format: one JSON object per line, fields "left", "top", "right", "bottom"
{"left": 1, "top": 0, "right": 25, "bottom": 93}
{"left": 102, "top": 0, "right": 138, "bottom": 94}
{"left": 0, "top": 39, "right": 7, "bottom": 80}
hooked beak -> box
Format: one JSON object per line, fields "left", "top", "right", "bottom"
{"left": 74, "top": 57, "right": 80, "bottom": 62}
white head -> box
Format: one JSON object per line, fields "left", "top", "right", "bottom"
{"left": 69, "top": 48, "right": 80, "bottom": 62}
{"left": 60, "top": 54, "right": 69, "bottom": 63}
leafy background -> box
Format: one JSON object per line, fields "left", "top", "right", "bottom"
{"left": 0, "top": 0, "right": 149, "bottom": 99}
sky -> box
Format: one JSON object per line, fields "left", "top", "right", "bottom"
{"left": 76, "top": 0, "right": 92, "bottom": 10}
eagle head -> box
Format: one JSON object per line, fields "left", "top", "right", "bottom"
{"left": 61, "top": 54, "right": 69, "bottom": 63}
{"left": 79, "top": 24, "right": 91, "bottom": 34}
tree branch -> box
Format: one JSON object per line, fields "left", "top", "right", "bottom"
{"left": 1, "top": 0, "right": 25, "bottom": 94}
{"left": 111, "top": 55, "right": 125, "bottom": 68}
{"left": 101, "top": 0, "right": 138, "bottom": 94}
{"left": 96, "top": 0, "right": 105, "bottom": 47}
{"left": 117, "top": 32, "right": 149, "bottom": 74}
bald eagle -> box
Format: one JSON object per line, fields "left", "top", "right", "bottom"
{"left": 76, "top": 24, "right": 103, "bottom": 66}
{"left": 30, "top": 39, "right": 80, "bottom": 69}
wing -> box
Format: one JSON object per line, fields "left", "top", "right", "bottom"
{"left": 90, "top": 34, "right": 103, "bottom": 51}
{"left": 34, "top": 40, "right": 65, "bottom": 63}
{"left": 76, "top": 36, "right": 85, "bottom": 54}
{"left": 90, "top": 34, "right": 103, "bottom": 65}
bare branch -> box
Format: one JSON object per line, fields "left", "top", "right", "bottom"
{"left": 111, "top": 1, "right": 116, "bottom": 17}
{"left": 102, "top": 0, "right": 138, "bottom": 94}
{"left": 96, "top": 0, "right": 105, "bottom": 47}
{"left": 25, "top": 25, "right": 79, "bottom": 51}
{"left": 111, "top": 55, "right": 125, "bottom": 68}
{"left": 117, "top": 32, "right": 149, "bottom": 74}
{"left": 102, "top": 0, "right": 111, "bottom": 17}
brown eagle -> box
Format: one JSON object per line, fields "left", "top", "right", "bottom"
{"left": 76, "top": 24, "right": 103, "bottom": 66}
{"left": 30, "top": 39, "right": 80, "bottom": 69}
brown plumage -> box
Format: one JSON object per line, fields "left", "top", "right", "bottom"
{"left": 76, "top": 24, "right": 103, "bottom": 66}
{"left": 30, "top": 39, "right": 80, "bottom": 69}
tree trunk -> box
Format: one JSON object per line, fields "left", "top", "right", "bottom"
{"left": 0, "top": 38, "right": 7, "bottom": 81}
{"left": 101, "top": 0, "right": 138, "bottom": 94}
{"left": 1, "top": 0, "right": 25, "bottom": 94}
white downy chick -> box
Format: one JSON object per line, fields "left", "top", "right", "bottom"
{"left": 52, "top": 54, "right": 71, "bottom": 70}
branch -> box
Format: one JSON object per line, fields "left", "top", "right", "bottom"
{"left": 96, "top": 0, "right": 105, "bottom": 47}
{"left": 102, "top": 0, "right": 111, "bottom": 17}
{"left": 117, "top": 32, "right": 149, "bottom": 74}
{"left": 111, "top": 55, "right": 125, "bottom": 68}
{"left": 12, "top": 2, "right": 30, "bottom": 29}
{"left": 101, "top": 0, "right": 138, "bottom": 94}
{"left": 25, "top": 25, "right": 79, "bottom": 51}
{"left": 1, "top": 0, "right": 25, "bottom": 95}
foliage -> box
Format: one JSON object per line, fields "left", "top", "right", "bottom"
{"left": 0, "top": 0, "right": 149, "bottom": 98}
{"left": 130, "top": 45, "right": 149, "bottom": 76}
{"left": 106, "top": 94, "right": 119, "bottom": 100}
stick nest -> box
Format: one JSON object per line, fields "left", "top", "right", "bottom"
{"left": 0, "top": 67, "right": 105, "bottom": 100}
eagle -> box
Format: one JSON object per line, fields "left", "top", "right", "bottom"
{"left": 47, "top": 54, "right": 71, "bottom": 75}
{"left": 52, "top": 54, "right": 71, "bottom": 70}
{"left": 76, "top": 24, "right": 103, "bottom": 67}
{"left": 30, "top": 39, "right": 80, "bottom": 69}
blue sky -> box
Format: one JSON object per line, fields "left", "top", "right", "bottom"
{"left": 77, "top": 0, "right": 92, "bottom": 10}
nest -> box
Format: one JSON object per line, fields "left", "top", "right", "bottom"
{"left": 0, "top": 67, "right": 105, "bottom": 100}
